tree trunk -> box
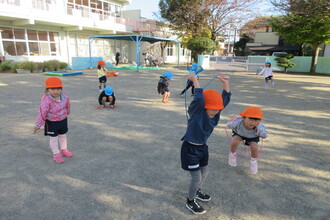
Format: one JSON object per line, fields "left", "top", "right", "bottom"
{"left": 310, "top": 46, "right": 320, "bottom": 74}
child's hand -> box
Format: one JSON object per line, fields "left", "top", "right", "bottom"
{"left": 33, "top": 127, "right": 41, "bottom": 134}
{"left": 218, "top": 74, "right": 230, "bottom": 92}
{"left": 218, "top": 74, "right": 229, "bottom": 83}
{"left": 187, "top": 74, "right": 198, "bottom": 82}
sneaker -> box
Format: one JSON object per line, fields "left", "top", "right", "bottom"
{"left": 53, "top": 153, "right": 64, "bottom": 163}
{"left": 228, "top": 153, "right": 237, "bottom": 166}
{"left": 196, "top": 189, "right": 211, "bottom": 202}
{"left": 264, "top": 84, "right": 269, "bottom": 90}
{"left": 186, "top": 198, "right": 206, "bottom": 215}
{"left": 250, "top": 160, "right": 258, "bottom": 174}
{"left": 61, "top": 149, "right": 73, "bottom": 158}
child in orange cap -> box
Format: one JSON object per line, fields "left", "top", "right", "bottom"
{"left": 33, "top": 77, "right": 73, "bottom": 163}
{"left": 97, "top": 60, "right": 107, "bottom": 92}
{"left": 226, "top": 106, "right": 268, "bottom": 174}
{"left": 181, "top": 74, "right": 231, "bottom": 215}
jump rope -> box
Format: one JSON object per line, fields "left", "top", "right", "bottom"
{"left": 182, "top": 70, "right": 264, "bottom": 159}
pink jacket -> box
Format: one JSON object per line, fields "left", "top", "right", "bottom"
{"left": 35, "top": 93, "right": 70, "bottom": 128}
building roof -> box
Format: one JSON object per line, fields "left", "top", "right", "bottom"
{"left": 89, "top": 34, "right": 179, "bottom": 43}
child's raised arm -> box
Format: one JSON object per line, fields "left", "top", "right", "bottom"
{"left": 218, "top": 75, "right": 230, "bottom": 92}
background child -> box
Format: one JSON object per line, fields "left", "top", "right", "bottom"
{"left": 179, "top": 63, "right": 204, "bottom": 97}
{"left": 97, "top": 60, "right": 107, "bottom": 92}
{"left": 157, "top": 72, "right": 173, "bottom": 103}
{"left": 33, "top": 77, "right": 73, "bottom": 163}
{"left": 258, "top": 61, "right": 274, "bottom": 89}
{"left": 226, "top": 106, "right": 268, "bottom": 174}
{"left": 98, "top": 86, "right": 116, "bottom": 109}
{"left": 181, "top": 74, "right": 230, "bottom": 215}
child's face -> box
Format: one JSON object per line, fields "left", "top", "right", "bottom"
{"left": 243, "top": 117, "right": 261, "bottom": 130}
{"left": 48, "top": 88, "right": 62, "bottom": 99}
{"left": 265, "top": 63, "right": 270, "bottom": 67}
{"left": 206, "top": 109, "right": 220, "bottom": 118}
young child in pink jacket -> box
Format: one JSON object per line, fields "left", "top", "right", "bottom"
{"left": 34, "top": 77, "right": 73, "bottom": 163}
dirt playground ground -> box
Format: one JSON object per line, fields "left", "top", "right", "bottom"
{"left": 0, "top": 68, "right": 329, "bottom": 220}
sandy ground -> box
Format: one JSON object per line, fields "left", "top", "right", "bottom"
{"left": 0, "top": 68, "right": 329, "bottom": 220}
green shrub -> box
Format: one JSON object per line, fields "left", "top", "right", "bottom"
{"left": 59, "top": 62, "right": 68, "bottom": 70}
{"left": 0, "top": 61, "right": 13, "bottom": 71}
{"left": 34, "top": 62, "right": 45, "bottom": 72}
{"left": 10, "top": 62, "right": 20, "bottom": 72}
{"left": 18, "top": 61, "right": 37, "bottom": 72}
{"left": 44, "top": 60, "right": 61, "bottom": 71}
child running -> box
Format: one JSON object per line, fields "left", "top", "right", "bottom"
{"left": 97, "top": 60, "right": 107, "bottom": 92}
{"left": 181, "top": 74, "right": 231, "bottom": 215}
{"left": 33, "top": 77, "right": 73, "bottom": 163}
{"left": 157, "top": 72, "right": 173, "bottom": 103}
{"left": 227, "top": 106, "right": 268, "bottom": 174}
{"left": 258, "top": 61, "right": 274, "bottom": 89}
{"left": 179, "top": 63, "right": 204, "bottom": 97}
{"left": 98, "top": 86, "right": 116, "bottom": 109}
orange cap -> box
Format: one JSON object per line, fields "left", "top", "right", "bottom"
{"left": 98, "top": 60, "right": 106, "bottom": 65}
{"left": 240, "top": 106, "right": 263, "bottom": 119}
{"left": 203, "top": 90, "right": 224, "bottom": 110}
{"left": 45, "top": 77, "right": 62, "bottom": 88}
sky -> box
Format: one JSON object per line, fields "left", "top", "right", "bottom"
{"left": 125, "top": 0, "right": 160, "bottom": 20}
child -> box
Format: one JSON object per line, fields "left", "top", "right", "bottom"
{"left": 33, "top": 77, "right": 73, "bottom": 163}
{"left": 227, "top": 106, "right": 268, "bottom": 174}
{"left": 157, "top": 72, "right": 173, "bottom": 103}
{"left": 97, "top": 60, "right": 107, "bottom": 92}
{"left": 258, "top": 61, "right": 274, "bottom": 89}
{"left": 179, "top": 63, "right": 204, "bottom": 97}
{"left": 181, "top": 74, "right": 230, "bottom": 215}
{"left": 98, "top": 86, "right": 116, "bottom": 109}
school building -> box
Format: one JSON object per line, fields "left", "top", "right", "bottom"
{"left": 0, "top": 0, "right": 190, "bottom": 68}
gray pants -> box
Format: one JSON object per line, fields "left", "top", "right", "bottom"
{"left": 188, "top": 165, "right": 209, "bottom": 200}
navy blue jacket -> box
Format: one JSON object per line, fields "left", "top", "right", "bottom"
{"left": 181, "top": 88, "right": 231, "bottom": 144}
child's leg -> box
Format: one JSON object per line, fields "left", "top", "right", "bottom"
{"left": 101, "top": 97, "right": 107, "bottom": 106}
{"left": 230, "top": 135, "right": 242, "bottom": 153}
{"left": 249, "top": 142, "right": 259, "bottom": 174}
{"left": 165, "top": 92, "right": 170, "bottom": 102}
{"left": 50, "top": 136, "right": 60, "bottom": 154}
{"left": 58, "top": 134, "right": 67, "bottom": 150}
{"left": 270, "top": 76, "right": 274, "bottom": 85}
{"left": 197, "top": 165, "right": 209, "bottom": 190}
{"left": 249, "top": 142, "right": 259, "bottom": 159}
{"left": 264, "top": 78, "right": 269, "bottom": 89}
{"left": 229, "top": 135, "right": 242, "bottom": 166}
{"left": 108, "top": 96, "right": 114, "bottom": 107}
{"left": 188, "top": 170, "right": 202, "bottom": 200}
{"left": 103, "top": 83, "right": 106, "bottom": 89}
{"left": 99, "top": 83, "right": 102, "bottom": 90}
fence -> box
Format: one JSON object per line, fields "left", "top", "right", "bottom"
{"left": 207, "top": 56, "right": 330, "bottom": 74}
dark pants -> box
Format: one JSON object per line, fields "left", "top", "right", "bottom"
{"left": 180, "top": 80, "right": 194, "bottom": 95}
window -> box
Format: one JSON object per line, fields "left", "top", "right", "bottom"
{"left": 2, "top": 28, "right": 14, "bottom": 39}
{"left": 167, "top": 43, "right": 173, "bottom": 56}
{"left": 1, "top": 27, "right": 60, "bottom": 56}
{"left": 14, "top": 29, "right": 25, "bottom": 40}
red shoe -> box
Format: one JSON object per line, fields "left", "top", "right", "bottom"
{"left": 61, "top": 149, "right": 73, "bottom": 158}
{"left": 53, "top": 153, "right": 64, "bottom": 163}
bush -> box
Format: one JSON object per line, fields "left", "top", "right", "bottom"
{"left": 44, "top": 60, "right": 61, "bottom": 71}
{"left": 10, "top": 62, "right": 20, "bottom": 73}
{"left": 34, "top": 62, "right": 45, "bottom": 72}
{"left": 18, "top": 61, "right": 37, "bottom": 72}
{"left": 59, "top": 62, "right": 68, "bottom": 70}
{"left": 0, "top": 61, "right": 13, "bottom": 71}
{"left": 274, "top": 54, "right": 296, "bottom": 72}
